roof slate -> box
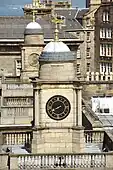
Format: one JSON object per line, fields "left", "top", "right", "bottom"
{"left": 76, "top": 8, "right": 89, "bottom": 19}
{"left": 0, "top": 8, "right": 83, "bottom": 40}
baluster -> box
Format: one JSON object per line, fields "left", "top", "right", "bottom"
{"left": 8, "top": 133, "right": 10, "bottom": 145}
{"left": 85, "top": 132, "right": 87, "bottom": 143}
{"left": 16, "top": 133, "right": 17, "bottom": 145}
{"left": 25, "top": 156, "right": 27, "bottom": 168}
{"left": 86, "top": 72, "right": 90, "bottom": 81}
{"left": 41, "top": 155, "right": 43, "bottom": 168}
{"left": 81, "top": 155, "right": 84, "bottom": 168}
{"left": 105, "top": 72, "right": 108, "bottom": 81}
{"left": 33, "top": 156, "right": 37, "bottom": 168}
{"left": 46, "top": 155, "right": 49, "bottom": 168}
{"left": 42, "top": 155, "right": 45, "bottom": 168}
{"left": 75, "top": 155, "right": 78, "bottom": 167}
{"left": 51, "top": 155, "right": 55, "bottom": 168}
{"left": 53, "top": 155, "right": 56, "bottom": 168}
{"left": 38, "top": 155, "right": 41, "bottom": 168}
{"left": 11, "top": 133, "right": 13, "bottom": 145}
{"left": 95, "top": 72, "right": 99, "bottom": 81}
{"left": 77, "top": 155, "right": 80, "bottom": 167}
{"left": 6, "top": 133, "right": 8, "bottom": 145}
{"left": 44, "top": 155, "right": 46, "bottom": 168}
{"left": 64, "top": 155, "right": 69, "bottom": 168}
{"left": 91, "top": 72, "right": 94, "bottom": 81}
{"left": 19, "top": 133, "right": 21, "bottom": 145}
{"left": 71, "top": 155, "right": 74, "bottom": 168}
{"left": 13, "top": 133, "right": 15, "bottom": 145}
{"left": 18, "top": 156, "right": 21, "bottom": 169}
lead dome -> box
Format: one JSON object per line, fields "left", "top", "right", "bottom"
{"left": 24, "top": 21, "right": 44, "bottom": 45}
{"left": 24, "top": 21, "right": 42, "bottom": 35}
{"left": 43, "top": 41, "right": 70, "bottom": 53}
{"left": 26, "top": 22, "right": 42, "bottom": 29}
{"left": 40, "top": 41, "right": 75, "bottom": 62}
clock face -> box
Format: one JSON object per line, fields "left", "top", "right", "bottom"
{"left": 46, "top": 95, "right": 71, "bottom": 120}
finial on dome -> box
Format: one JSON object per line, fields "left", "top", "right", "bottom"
{"left": 54, "top": 21, "right": 59, "bottom": 41}
{"left": 32, "top": 10, "right": 36, "bottom": 22}
{"left": 52, "top": 14, "right": 63, "bottom": 42}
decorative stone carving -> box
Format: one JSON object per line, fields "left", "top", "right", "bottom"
{"left": 28, "top": 53, "right": 39, "bottom": 67}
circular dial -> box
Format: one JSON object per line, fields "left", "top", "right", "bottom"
{"left": 46, "top": 95, "right": 71, "bottom": 120}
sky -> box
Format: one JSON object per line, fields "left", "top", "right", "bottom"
{"left": 0, "top": 0, "right": 85, "bottom": 16}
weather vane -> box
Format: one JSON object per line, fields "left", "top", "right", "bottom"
{"left": 32, "top": 9, "right": 36, "bottom": 22}
{"left": 52, "top": 14, "right": 63, "bottom": 41}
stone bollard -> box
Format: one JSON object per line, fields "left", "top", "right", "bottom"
{"left": 100, "top": 72, "right": 104, "bottom": 81}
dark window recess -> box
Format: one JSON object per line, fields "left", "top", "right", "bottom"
{"left": 100, "top": 109, "right": 103, "bottom": 113}
{"left": 104, "top": 108, "right": 109, "bottom": 113}
{"left": 100, "top": 108, "right": 109, "bottom": 113}
{"left": 0, "top": 89, "right": 2, "bottom": 96}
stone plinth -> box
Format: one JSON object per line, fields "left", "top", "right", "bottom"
{"left": 32, "top": 126, "right": 85, "bottom": 154}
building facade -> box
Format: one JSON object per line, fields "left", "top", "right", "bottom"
{"left": 75, "top": 0, "right": 113, "bottom": 75}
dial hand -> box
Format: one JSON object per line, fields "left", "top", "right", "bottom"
{"left": 55, "top": 105, "right": 61, "bottom": 110}
{"left": 52, "top": 105, "right": 61, "bottom": 112}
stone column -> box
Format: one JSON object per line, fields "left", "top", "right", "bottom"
{"left": 21, "top": 48, "right": 25, "bottom": 71}
{"left": 32, "top": 83, "right": 40, "bottom": 153}
{"left": 73, "top": 87, "right": 76, "bottom": 126}
{"left": 77, "top": 87, "right": 82, "bottom": 126}
{"left": 33, "top": 84, "right": 40, "bottom": 128}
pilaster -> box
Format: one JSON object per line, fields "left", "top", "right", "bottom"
{"left": 33, "top": 84, "right": 40, "bottom": 128}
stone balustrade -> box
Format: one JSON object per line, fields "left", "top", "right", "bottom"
{"left": 9, "top": 152, "right": 113, "bottom": 170}
{"left": 2, "top": 131, "right": 32, "bottom": 146}
{"left": 3, "top": 97, "right": 33, "bottom": 106}
{"left": 84, "top": 130, "right": 104, "bottom": 143}
{"left": 86, "top": 72, "right": 113, "bottom": 82}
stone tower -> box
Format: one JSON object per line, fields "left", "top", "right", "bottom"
{"left": 21, "top": 21, "right": 44, "bottom": 81}
{"left": 31, "top": 22, "right": 85, "bottom": 154}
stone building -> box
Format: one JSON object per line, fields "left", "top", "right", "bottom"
{"left": 75, "top": 0, "right": 113, "bottom": 75}
{"left": 0, "top": 1, "right": 83, "bottom": 126}
{"left": 0, "top": 14, "right": 113, "bottom": 170}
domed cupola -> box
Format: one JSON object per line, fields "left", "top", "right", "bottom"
{"left": 39, "top": 23, "right": 76, "bottom": 81}
{"left": 24, "top": 19, "right": 43, "bottom": 45}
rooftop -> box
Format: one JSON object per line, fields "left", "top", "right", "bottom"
{"left": 0, "top": 8, "right": 83, "bottom": 40}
